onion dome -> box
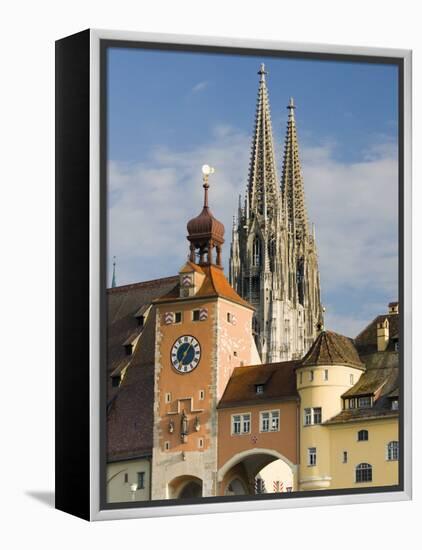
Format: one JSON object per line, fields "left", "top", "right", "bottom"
{"left": 187, "top": 166, "right": 225, "bottom": 267}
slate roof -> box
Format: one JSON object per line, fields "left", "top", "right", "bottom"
{"left": 354, "top": 312, "right": 400, "bottom": 355}
{"left": 106, "top": 276, "right": 178, "bottom": 461}
{"left": 218, "top": 361, "right": 299, "bottom": 409}
{"left": 301, "top": 330, "right": 364, "bottom": 369}
{"left": 154, "top": 262, "right": 254, "bottom": 311}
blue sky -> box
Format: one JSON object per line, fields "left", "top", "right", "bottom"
{"left": 107, "top": 46, "right": 399, "bottom": 337}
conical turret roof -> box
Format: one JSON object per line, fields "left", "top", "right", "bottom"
{"left": 301, "top": 330, "right": 364, "bottom": 369}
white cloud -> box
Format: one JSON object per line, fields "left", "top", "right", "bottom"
{"left": 302, "top": 141, "right": 398, "bottom": 298}
{"left": 191, "top": 81, "right": 208, "bottom": 94}
{"left": 108, "top": 128, "right": 398, "bottom": 336}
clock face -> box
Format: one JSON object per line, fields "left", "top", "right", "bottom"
{"left": 171, "top": 335, "right": 201, "bottom": 373}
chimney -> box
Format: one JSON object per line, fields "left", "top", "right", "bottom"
{"left": 377, "top": 318, "right": 389, "bottom": 352}
{"left": 388, "top": 301, "right": 399, "bottom": 315}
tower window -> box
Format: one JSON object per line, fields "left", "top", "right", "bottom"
{"left": 309, "top": 371, "right": 314, "bottom": 382}
{"left": 387, "top": 441, "right": 399, "bottom": 461}
{"left": 324, "top": 370, "right": 328, "bottom": 381}
{"left": 111, "top": 376, "right": 120, "bottom": 388}
{"left": 164, "top": 441, "right": 170, "bottom": 451}
{"left": 355, "top": 463, "right": 372, "bottom": 483}
{"left": 350, "top": 374, "right": 354, "bottom": 385}
{"left": 137, "top": 472, "right": 145, "bottom": 489}
{"left": 357, "top": 429, "right": 369, "bottom": 441}
{"left": 192, "top": 309, "right": 200, "bottom": 321}
{"left": 304, "top": 407, "right": 322, "bottom": 425}
{"left": 165, "top": 392, "right": 171, "bottom": 404}
{"left": 391, "top": 399, "right": 399, "bottom": 410}
{"left": 124, "top": 473, "right": 129, "bottom": 483}
{"left": 174, "top": 312, "right": 182, "bottom": 324}
{"left": 308, "top": 447, "right": 317, "bottom": 466}
{"left": 343, "top": 451, "right": 348, "bottom": 464}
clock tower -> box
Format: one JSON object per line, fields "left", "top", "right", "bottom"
{"left": 151, "top": 166, "right": 259, "bottom": 500}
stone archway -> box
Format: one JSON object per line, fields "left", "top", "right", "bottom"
{"left": 218, "top": 448, "right": 297, "bottom": 496}
{"left": 168, "top": 475, "right": 203, "bottom": 499}
{"left": 224, "top": 477, "right": 248, "bottom": 496}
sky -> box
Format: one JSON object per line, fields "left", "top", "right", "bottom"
{"left": 106, "top": 46, "right": 399, "bottom": 338}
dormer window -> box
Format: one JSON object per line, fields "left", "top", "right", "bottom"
{"left": 358, "top": 396, "right": 372, "bottom": 409}
{"left": 137, "top": 315, "right": 145, "bottom": 327}
{"left": 124, "top": 344, "right": 133, "bottom": 356}
{"left": 111, "top": 376, "right": 120, "bottom": 388}
{"left": 255, "top": 384, "right": 265, "bottom": 394}
{"left": 391, "top": 399, "right": 399, "bottom": 411}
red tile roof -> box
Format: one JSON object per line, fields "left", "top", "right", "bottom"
{"left": 155, "top": 264, "right": 254, "bottom": 310}
{"left": 218, "top": 361, "right": 299, "bottom": 408}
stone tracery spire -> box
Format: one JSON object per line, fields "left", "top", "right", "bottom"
{"left": 248, "top": 64, "right": 279, "bottom": 220}
{"left": 281, "top": 97, "right": 309, "bottom": 241}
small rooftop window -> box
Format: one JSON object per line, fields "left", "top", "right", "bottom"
{"left": 255, "top": 384, "right": 265, "bottom": 394}
{"left": 124, "top": 344, "right": 133, "bottom": 356}
{"left": 358, "top": 396, "right": 372, "bottom": 409}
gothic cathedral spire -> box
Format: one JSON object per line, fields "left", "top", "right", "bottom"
{"left": 281, "top": 97, "right": 309, "bottom": 243}
{"left": 247, "top": 64, "right": 280, "bottom": 222}
{"left": 229, "top": 65, "right": 322, "bottom": 363}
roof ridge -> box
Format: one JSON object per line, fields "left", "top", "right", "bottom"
{"left": 107, "top": 275, "right": 178, "bottom": 293}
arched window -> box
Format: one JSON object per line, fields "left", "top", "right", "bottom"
{"left": 252, "top": 237, "right": 261, "bottom": 266}
{"left": 355, "top": 463, "right": 372, "bottom": 483}
{"left": 357, "top": 429, "right": 368, "bottom": 441}
{"left": 296, "top": 257, "right": 305, "bottom": 305}
{"left": 387, "top": 441, "right": 399, "bottom": 461}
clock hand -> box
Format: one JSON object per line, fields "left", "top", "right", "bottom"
{"left": 182, "top": 341, "right": 194, "bottom": 361}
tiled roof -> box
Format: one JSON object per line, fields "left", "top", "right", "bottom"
{"left": 218, "top": 361, "right": 299, "bottom": 408}
{"left": 354, "top": 313, "right": 400, "bottom": 354}
{"left": 324, "top": 350, "right": 399, "bottom": 425}
{"left": 106, "top": 276, "right": 179, "bottom": 460}
{"left": 323, "top": 408, "right": 398, "bottom": 424}
{"left": 155, "top": 264, "right": 254, "bottom": 310}
{"left": 301, "top": 330, "right": 364, "bottom": 369}
{"left": 107, "top": 309, "right": 157, "bottom": 460}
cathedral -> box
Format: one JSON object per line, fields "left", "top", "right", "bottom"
{"left": 230, "top": 64, "right": 321, "bottom": 363}
{"left": 106, "top": 65, "right": 399, "bottom": 504}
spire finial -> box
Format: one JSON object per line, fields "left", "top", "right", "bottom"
{"left": 111, "top": 256, "right": 117, "bottom": 288}
{"left": 201, "top": 164, "right": 215, "bottom": 208}
{"left": 258, "top": 63, "right": 267, "bottom": 82}
{"left": 287, "top": 96, "right": 296, "bottom": 118}
{"left": 316, "top": 306, "right": 326, "bottom": 332}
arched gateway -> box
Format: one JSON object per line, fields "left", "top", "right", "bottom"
{"left": 218, "top": 448, "right": 297, "bottom": 496}
{"left": 168, "top": 475, "right": 203, "bottom": 499}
